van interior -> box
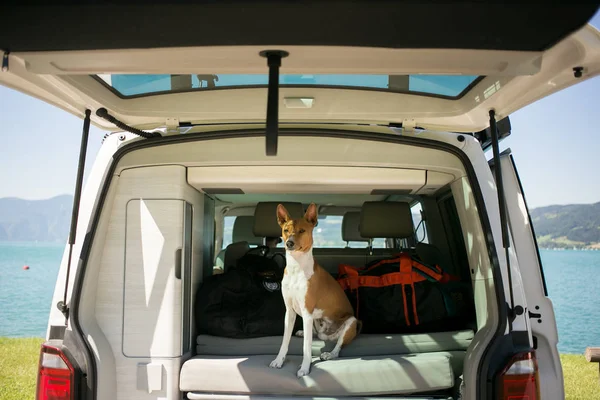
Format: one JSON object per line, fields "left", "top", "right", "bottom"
{"left": 79, "top": 130, "right": 498, "bottom": 400}
{"left": 185, "top": 195, "right": 476, "bottom": 398}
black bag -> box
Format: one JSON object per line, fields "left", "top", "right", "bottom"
{"left": 337, "top": 252, "right": 474, "bottom": 334}
{"left": 195, "top": 246, "right": 301, "bottom": 338}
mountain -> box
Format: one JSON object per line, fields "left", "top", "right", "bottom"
{"left": 530, "top": 202, "right": 600, "bottom": 249}
{"left": 0, "top": 195, "right": 73, "bottom": 243}
{"left": 1, "top": 194, "right": 598, "bottom": 248}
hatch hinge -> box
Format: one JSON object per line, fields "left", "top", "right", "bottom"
{"left": 260, "top": 50, "right": 289, "bottom": 156}
{"left": 166, "top": 118, "right": 180, "bottom": 134}
{"left": 402, "top": 119, "right": 416, "bottom": 134}
{"left": 2, "top": 51, "right": 9, "bottom": 72}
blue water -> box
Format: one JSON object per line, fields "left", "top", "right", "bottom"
{"left": 0, "top": 242, "right": 599, "bottom": 354}
{"left": 0, "top": 242, "right": 64, "bottom": 337}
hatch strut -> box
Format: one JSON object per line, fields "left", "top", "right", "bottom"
{"left": 489, "top": 109, "right": 519, "bottom": 329}
{"left": 260, "top": 50, "right": 289, "bottom": 156}
{"left": 57, "top": 110, "right": 92, "bottom": 322}
{"left": 57, "top": 107, "right": 162, "bottom": 321}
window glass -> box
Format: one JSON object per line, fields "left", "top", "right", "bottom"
{"left": 313, "top": 215, "right": 386, "bottom": 248}
{"left": 223, "top": 214, "right": 390, "bottom": 250}
{"left": 222, "top": 216, "right": 236, "bottom": 249}
{"left": 411, "top": 202, "right": 429, "bottom": 244}
{"left": 96, "top": 73, "right": 480, "bottom": 99}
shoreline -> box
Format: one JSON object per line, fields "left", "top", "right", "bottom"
{"left": 0, "top": 335, "right": 592, "bottom": 356}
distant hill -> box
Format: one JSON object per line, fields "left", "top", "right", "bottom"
{"left": 0, "top": 194, "right": 598, "bottom": 248}
{"left": 530, "top": 202, "right": 600, "bottom": 249}
{"left": 0, "top": 195, "right": 73, "bottom": 243}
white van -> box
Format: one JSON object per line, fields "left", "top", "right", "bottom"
{"left": 2, "top": 3, "right": 599, "bottom": 400}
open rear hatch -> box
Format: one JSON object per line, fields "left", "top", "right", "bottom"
{"left": 1, "top": 3, "right": 599, "bottom": 136}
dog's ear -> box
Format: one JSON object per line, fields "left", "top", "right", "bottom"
{"left": 304, "top": 203, "right": 318, "bottom": 226}
{"left": 276, "top": 204, "right": 290, "bottom": 227}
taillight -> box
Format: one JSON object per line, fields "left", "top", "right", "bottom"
{"left": 497, "top": 351, "right": 540, "bottom": 400}
{"left": 36, "top": 343, "right": 74, "bottom": 400}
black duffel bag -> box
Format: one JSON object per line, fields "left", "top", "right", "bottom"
{"left": 337, "top": 252, "right": 474, "bottom": 334}
{"left": 195, "top": 246, "right": 301, "bottom": 338}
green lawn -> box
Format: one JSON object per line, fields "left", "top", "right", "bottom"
{"left": 561, "top": 353, "right": 600, "bottom": 399}
{"left": 0, "top": 337, "right": 43, "bottom": 400}
{"left": 0, "top": 337, "right": 598, "bottom": 399}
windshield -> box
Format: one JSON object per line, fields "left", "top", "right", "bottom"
{"left": 95, "top": 73, "right": 481, "bottom": 99}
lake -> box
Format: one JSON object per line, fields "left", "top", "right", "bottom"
{"left": 0, "top": 241, "right": 598, "bottom": 354}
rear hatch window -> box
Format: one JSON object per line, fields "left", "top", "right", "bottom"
{"left": 96, "top": 73, "right": 481, "bottom": 99}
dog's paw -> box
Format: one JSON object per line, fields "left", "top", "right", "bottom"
{"left": 297, "top": 366, "right": 310, "bottom": 378}
{"left": 269, "top": 357, "right": 285, "bottom": 369}
{"left": 295, "top": 330, "right": 304, "bottom": 337}
{"left": 320, "top": 351, "right": 339, "bottom": 361}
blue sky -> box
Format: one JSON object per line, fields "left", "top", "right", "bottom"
{"left": 1, "top": 12, "right": 599, "bottom": 209}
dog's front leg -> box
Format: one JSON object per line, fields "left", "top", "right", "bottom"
{"left": 297, "top": 312, "right": 314, "bottom": 377}
{"left": 269, "top": 308, "right": 297, "bottom": 369}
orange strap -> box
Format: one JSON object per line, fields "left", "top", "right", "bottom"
{"left": 338, "top": 253, "right": 442, "bottom": 290}
{"left": 411, "top": 261, "right": 443, "bottom": 281}
{"left": 338, "top": 253, "right": 446, "bottom": 282}
{"left": 338, "top": 271, "right": 432, "bottom": 290}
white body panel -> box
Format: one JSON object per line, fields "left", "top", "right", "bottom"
{"left": 43, "top": 127, "right": 553, "bottom": 400}
{"left": 499, "top": 153, "right": 564, "bottom": 400}
{"left": 45, "top": 130, "right": 520, "bottom": 400}
{"left": 51, "top": 158, "right": 205, "bottom": 400}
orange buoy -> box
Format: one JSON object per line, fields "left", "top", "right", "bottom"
{"left": 23, "top": 265, "right": 29, "bottom": 270}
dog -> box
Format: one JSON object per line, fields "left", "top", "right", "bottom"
{"left": 269, "top": 203, "right": 361, "bottom": 377}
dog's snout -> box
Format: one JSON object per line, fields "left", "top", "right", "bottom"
{"left": 285, "top": 236, "right": 295, "bottom": 249}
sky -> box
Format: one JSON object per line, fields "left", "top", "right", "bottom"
{"left": 0, "top": 11, "right": 599, "bottom": 209}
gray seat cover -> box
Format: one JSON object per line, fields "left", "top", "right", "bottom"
{"left": 180, "top": 353, "right": 455, "bottom": 395}
{"left": 196, "top": 330, "right": 473, "bottom": 357}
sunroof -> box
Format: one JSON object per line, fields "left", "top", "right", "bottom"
{"left": 95, "top": 74, "right": 480, "bottom": 99}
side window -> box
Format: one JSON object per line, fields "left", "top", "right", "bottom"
{"left": 221, "top": 216, "right": 236, "bottom": 249}
{"left": 411, "top": 202, "right": 429, "bottom": 244}
{"left": 313, "top": 215, "right": 386, "bottom": 248}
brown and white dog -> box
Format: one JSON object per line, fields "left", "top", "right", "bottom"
{"left": 269, "top": 203, "right": 361, "bottom": 377}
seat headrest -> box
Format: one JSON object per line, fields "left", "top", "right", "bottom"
{"left": 232, "top": 216, "right": 262, "bottom": 246}
{"left": 223, "top": 242, "right": 250, "bottom": 272}
{"left": 359, "top": 201, "right": 414, "bottom": 239}
{"left": 342, "top": 211, "right": 369, "bottom": 242}
{"left": 253, "top": 201, "right": 304, "bottom": 237}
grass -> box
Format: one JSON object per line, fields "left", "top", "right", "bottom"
{"left": 537, "top": 234, "right": 592, "bottom": 249}
{"left": 0, "top": 337, "right": 598, "bottom": 399}
{"left": 561, "top": 353, "right": 599, "bottom": 399}
{"left": 0, "top": 337, "right": 43, "bottom": 400}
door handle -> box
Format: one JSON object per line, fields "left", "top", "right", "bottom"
{"left": 174, "top": 248, "right": 182, "bottom": 279}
